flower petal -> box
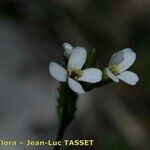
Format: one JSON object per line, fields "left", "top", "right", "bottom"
{"left": 63, "top": 43, "right": 73, "bottom": 56}
{"left": 78, "top": 68, "right": 102, "bottom": 83}
{"left": 68, "top": 47, "right": 87, "bottom": 70}
{"left": 49, "top": 62, "right": 67, "bottom": 82}
{"left": 68, "top": 77, "right": 85, "bottom": 94}
{"left": 118, "top": 48, "right": 136, "bottom": 72}
{"left": 106, "top": 68, "right": 119, "bottom": 82}
{"left": 109, "top": 50, "right": 124, "bottom": 66}
{"left": 117, "top": 71, "right": 139, "bottom": 85}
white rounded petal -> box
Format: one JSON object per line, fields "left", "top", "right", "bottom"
{"left": 68, "top": 77, "right": 85, "bottom": 94}
{"left": 106, "top": 68, "right": 119, "bottom": 82}
{"left": 49, "top": 62, "right": 67, "bottom": 82}
{"left": 118, "top": 48, "right": 136, "bottom": 72}
{"left": 68, "top": 47, "right": 87, "bottom": 70}
{"left": 117, "top": 71, "right": 139, "bottom": 85}
{"left": 63, "top": 43, "right": 73, "bottom": 56}
{"left": 109, "top": 50, "right": 124, "bottom": 66}
{"left": 78, "top": 68, "right": 102, "bottom": 83}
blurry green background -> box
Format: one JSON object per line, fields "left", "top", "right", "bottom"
{"left": 0, "top": 0, "right": 149, "bottom": 150}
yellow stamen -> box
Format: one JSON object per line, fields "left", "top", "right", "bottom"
{"left": 109, "top": 64, "right": 120, "bottom": 75}
{"left": 68, "top": 69, "right": 83, "bottom": 80}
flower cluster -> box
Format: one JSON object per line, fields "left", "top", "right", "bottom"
{"left": 49, "top": 43, "right": 139, "bottom": 94}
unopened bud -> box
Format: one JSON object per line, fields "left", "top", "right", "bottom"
{"left": 63, "top": 43, "right": 73, "bottom": 56}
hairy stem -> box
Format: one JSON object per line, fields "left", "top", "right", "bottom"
{"left": 54, "top": 83, "right": 78, "bottom": 150}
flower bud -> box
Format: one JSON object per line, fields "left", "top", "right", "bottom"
{"left": 63, "top": 43, "right": 73, "bottom": 56}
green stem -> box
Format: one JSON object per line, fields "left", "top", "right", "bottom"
{"left": 54, "top": 124, "right": 66, "bottom": 150}
{"left": 54, "top": 83, "right": 78, "bottom": 150}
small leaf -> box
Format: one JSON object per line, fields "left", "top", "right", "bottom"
{"left": 84, "top": 49, "right": 97, "bottom": 68}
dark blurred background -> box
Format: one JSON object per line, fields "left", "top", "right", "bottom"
{"left": 0, "top": 0, "right": 149, "bottom": 150}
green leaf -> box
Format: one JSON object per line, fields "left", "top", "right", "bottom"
{"left": 84, "top": 49, "right": 97, "bottom": 68}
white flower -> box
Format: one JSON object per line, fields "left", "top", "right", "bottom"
{"left": 106, "top": 48, "right": 139, "bottom": 85}
{"left": 49, "top": 47, "right": 102, "bottom": 94}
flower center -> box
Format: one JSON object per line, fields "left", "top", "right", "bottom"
{"left": 68, "top": 69, "right": 83, "bottom": 80}
{"left": 109, "top": 64, "right": 120, "bottom": 75}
